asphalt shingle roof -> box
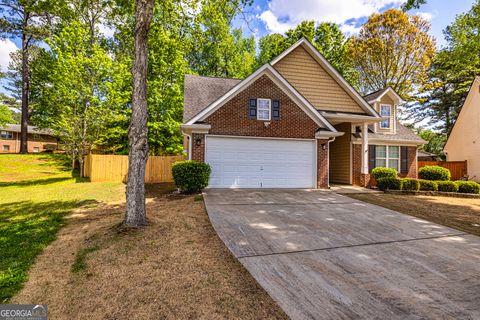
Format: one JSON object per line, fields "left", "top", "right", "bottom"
{"left": 363, "top": 88, "right": 389, "bottom": 102}
{"left": 1, "top": 124, "right": 53, "bottom": 136}
{"left": 183, "top": 74, "right": 241, "bottom": 122}
{"left": 368, "top": 121, "right": 425, "bottom": 144}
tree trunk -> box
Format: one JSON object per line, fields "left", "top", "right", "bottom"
{"left": 124, "top": 0, "right": 154, "bottom": 227}
{"left": 20, "top": 14, "right": 30, "bottom": 154}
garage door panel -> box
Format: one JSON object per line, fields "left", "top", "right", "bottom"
{"left": 205, "top": 136, "right": 316, "bottom": 188}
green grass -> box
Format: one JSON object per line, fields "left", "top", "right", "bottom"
{"left": 0, "top": 154, "right": 124, "bottom": 302}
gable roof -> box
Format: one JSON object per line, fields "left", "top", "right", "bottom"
{"left": 364, "top": 87, "right": 403, "bottom": 103}
{"left": 368, "top": 121, "right": 425, "bottom": 145}
{"left": 185, "top": 64, "right": 337, "bottom": 132}
{"left": 270, "top": 38, "right": 380, "bottom": 118}
{"left": 444, "top": 76, "right": 480, "bottom": 151}
{"left": 183, "top": 75, "right": 241, "bottom": 122}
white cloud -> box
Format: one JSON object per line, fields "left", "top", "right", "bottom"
{"left": 339, "top": 23, "right": 362, "bottom": 35}
{"left": 416, "top": 11, "right": 434, "bottom": 21}
{"left": 0, "top": 39, "right": 19, "bottom": 72}
{"left": 259, "top": 0, "right": 404, "bottom": 34}
{"left": 98, "top": 23, "right": 116, "bottom": 38}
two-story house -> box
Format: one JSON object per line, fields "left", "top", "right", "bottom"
{"left": 181, "top": 38, "right": 424, "bottom": 188}
{"left": 0, "top": 124, "right": 58, "bottom": 153}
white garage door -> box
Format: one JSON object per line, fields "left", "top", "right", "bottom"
{"left": 205, "top": 136, "right": 316, "bottom": 188}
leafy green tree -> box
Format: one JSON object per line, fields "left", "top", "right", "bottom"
{"left": 0, "top": 0, "right": 66, "bottom": 153}
{"left": 257, "top": 21, "right": 358, "bottom": 86}
{"left": 33, "top": 21, "right": 129, "bottom": 175}
{"left": 111, "top": 0, "right": 255, "bottom": 155}
{"left": 418, "top": 129, "right": 447, "bottom": 158}
{"left": 348, "top": 9, "right": 435, "bottom": 98}
{"left": 0, "top": 93, "right": 19, "bottom": 125}
{"left": 188, "top": 0, "right": 256, "bottom": 78}
{"left": 0, "top": 104, "right": 14, "bottom": 126}
{"left": 416, "top": 1, "right": 480, "bottom": 135}
{"left": 402, "top": 0, "right": 426, "bottom": 10}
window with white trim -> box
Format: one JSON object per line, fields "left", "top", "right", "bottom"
{"left": 257, "top": 98, "right": 271, "bottom": 121}
{"left": 375, "top": 145, "right": 400, "bottom": 171}
{"left": 380, "top": 105, "right": 391, "bottom": 129}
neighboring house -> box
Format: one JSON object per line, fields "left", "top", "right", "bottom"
{"left": 417, "top": 150, "right": 440, "bottom": 161}
{"left": 181, "top": 38, "right": 424, "bottom": 188}
{"left": 444, "top": 76, "right": 480, "bottom": 181}
{"left": 0, "top": 124, "right": 58, "bottom": 153}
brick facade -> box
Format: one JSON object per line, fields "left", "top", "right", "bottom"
{"left": 317, "top": 139, "right": 329, "bottom": 188}
{"left": 0, "top": 132, "right": 57, "bottom": 153}
{"left": 352, "top": 143, "right": 417, "bottom": 187}
{"left": 205, "top": 75, "right": 319, "bottom": 139}
{"left": 190, "top": 74, "right": 333, "bottom": 188}
{"left": 191, "top": 133, "right": 206, "bottom": 162}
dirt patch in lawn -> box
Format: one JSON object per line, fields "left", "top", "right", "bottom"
{"left": 12, "top": 185, "right": 287, "bottom": 320}
{"left": 347, "top": 193, "right": 480, "bottom": 236}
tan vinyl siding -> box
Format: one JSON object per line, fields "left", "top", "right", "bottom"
{"left": 376, "top": 94, "right": 396, "bottom": 134}
{"left": 274, "top": 46, "right": 365, "bottom": 114}
{"left": 444, "top": 78, "right": 480, "bottom": 181}
{"left": 329, "top": 123, "right": 352, "bottom": 184}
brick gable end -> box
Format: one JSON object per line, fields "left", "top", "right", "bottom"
{"left": 204, "top": 74, "right": 320, "bottom": 138}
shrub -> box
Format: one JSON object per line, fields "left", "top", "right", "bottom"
{"left": 418, "top": 179, "right": 438, "bottom": 191}
{"left": 402, "top": 178, "right": 419, "bottom": 191}
{"left": 371, "top": 167, "right": 398, "bottom": 180}
{"left": 172, "top": 160, "right": 211, "bottom": 193}
{"left": 43, "top": 144, "right": 57, "bottom": 152}
{"left": 436, "top": 181, "right": 459, "bottom": 193}
{"left": 455, "top": 181, "right": 480, "bottom": 194}
{"left": 418, "top": 166, "right": 451, "bottom": 181}
{"left": 377, "top": 177, "right": 402, "bottom": 191}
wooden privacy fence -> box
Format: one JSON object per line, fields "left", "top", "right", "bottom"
{"left": 84, "top": 154, "right": 185, "bottom": 183}
{"left": 418, "top": 161, "right": 467, "bottom": 181}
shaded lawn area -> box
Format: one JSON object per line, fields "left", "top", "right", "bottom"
{"left": 346, "top": 193, "right": 480, "bottom": 237}
{"left": 0, "top": 154, "right": 124, "bottom": 302}
{"left": 11, "top": 186, "right": 287, "bottom": 319}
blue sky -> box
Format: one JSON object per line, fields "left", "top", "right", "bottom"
{"left": 234, "top": 0, "right": 474, "bottom": 48}
{"left": 0, "top": 0, "right": 475, "bottom": 82}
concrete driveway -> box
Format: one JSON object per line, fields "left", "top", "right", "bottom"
{"left": 204, "top": 189, "right": 480, "bottom": 320}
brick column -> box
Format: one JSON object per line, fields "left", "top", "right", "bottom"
{"left": 317, "top": 139, "right": 329, "bottom": 188}
{"left": 352, "top": 143, "right": 371, "bottom": 187}
{"left": 191, "top": 133, "right": 205, "bottom": 162}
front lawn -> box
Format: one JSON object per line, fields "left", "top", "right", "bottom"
{"left": 346, "top": 193, "right": 480, "bottom": 236}
{"left": 0, "top": 154, "right": 124, "bottom": 302}
{"left": 3, "top": 154, "right": 286, "bottom": 318}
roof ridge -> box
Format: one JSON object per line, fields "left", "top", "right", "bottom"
{"left": 185, "top": 74, "right": 242, "bottom": 81}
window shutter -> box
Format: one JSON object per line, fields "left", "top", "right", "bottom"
{"left": 401, "top": 146, "right": 408, "bottom": 174}
{"left": 272, "top": 100, "right": 280, "bottom": 120}
{"left": 248, "top": 98, "right": 257, "bottom": 119}
{"left": 369, "top": 145, "right": 376, "bottom": 173}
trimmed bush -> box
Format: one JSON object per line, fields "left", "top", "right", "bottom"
{"left": 172, "top": 160, "right": 211, "bottom": 194}
{"left": 436, "top": 181, "right": 459, "bottom": 193}
{"left": 377, "top": 177, "right": 402, "bottom": 191}
{"left": 418, "top": 179, "right": 438, "bottom": 191}
{"left": 418, "top": 166, "right": 451, "bottom": 181}
{"left": 371, "top": 167, "right": 398, "bottom": 180}
{"left": 402, "top": 178, "right": 420, "bottom": 191}
{"left": 455, "top": 181, "right": 480, "bottom": 194}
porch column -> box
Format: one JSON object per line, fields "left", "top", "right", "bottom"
{"left": 361, "top": 123, "right": 369, "bottom": 174}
